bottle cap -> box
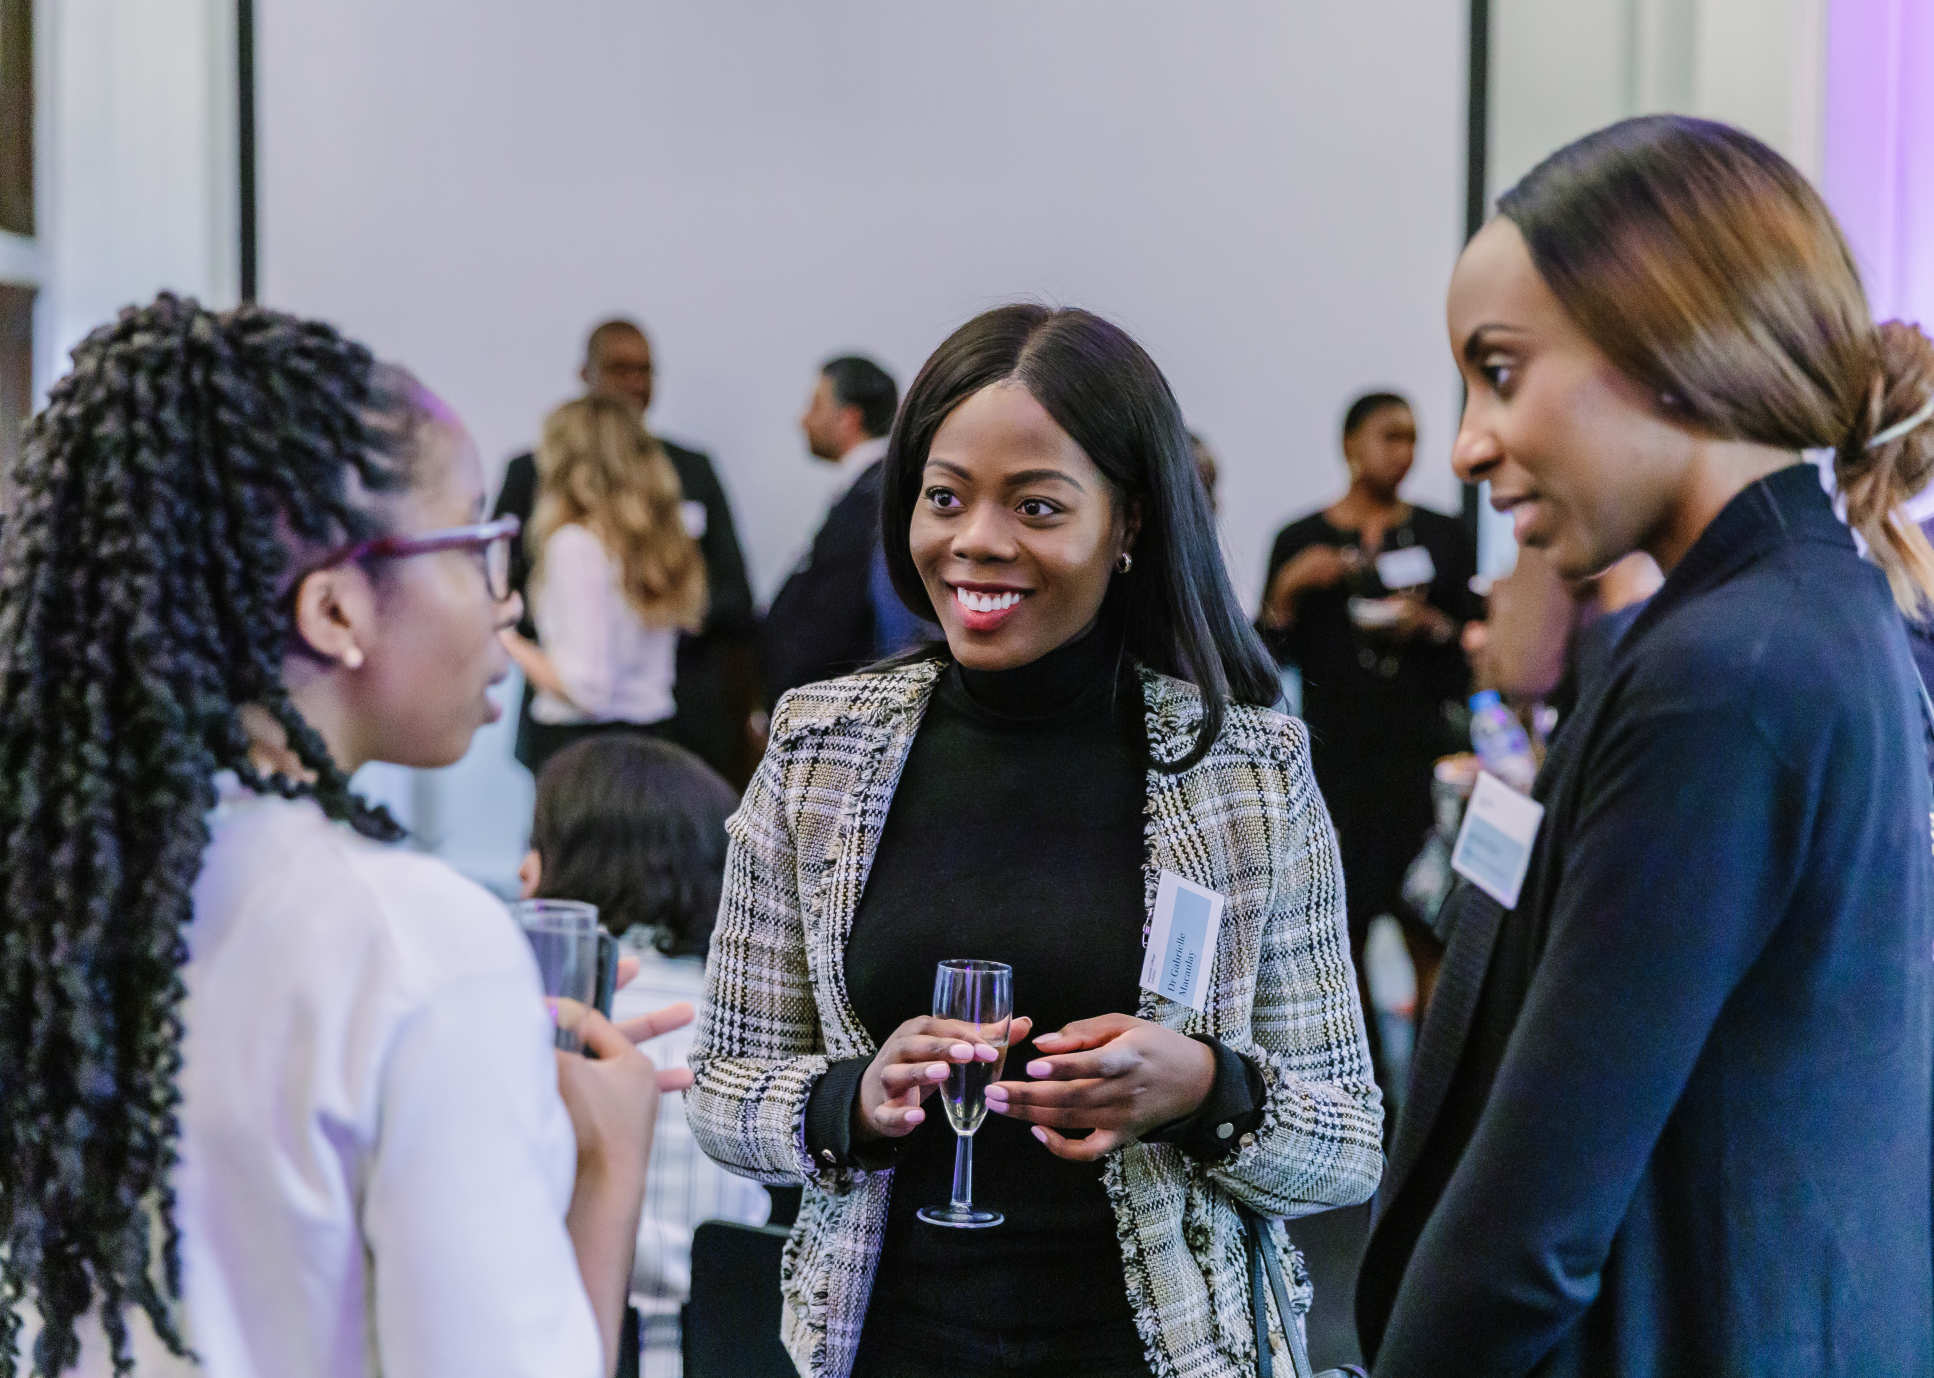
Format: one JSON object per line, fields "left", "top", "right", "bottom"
{"left": 1469, "top": 689, "right": 1503, "bottom": 712}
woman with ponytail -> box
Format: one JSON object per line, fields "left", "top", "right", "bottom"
{"left": 0, "top": 296, "right": 673, "bottom": 1377}
{"left": 1357, "top": 116, "right": 1934, "bottom": 1377}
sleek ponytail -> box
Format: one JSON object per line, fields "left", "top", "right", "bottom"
{"left": 1498, "top": 114, "right": 1934, "bottom": 614}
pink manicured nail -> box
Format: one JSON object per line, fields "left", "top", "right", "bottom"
{"left": 1031, "top": 1126, "right": 1049, "bottom": 1144}
{"left": 927, "top": 1063, "right": 949, "bottom": 1080}
{"left": 905, "top": 1108, "right": 924, "bottom": 1125}
{"left": 984, "top": 1085, "right": 1008, "bottom": 1104}
{"left": 1026, "top": 1059, "right": 1053, "bottom": 1078}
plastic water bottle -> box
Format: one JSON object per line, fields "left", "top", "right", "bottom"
{"left": 1469, "top": 690, "right": 1537, "bottom": 793}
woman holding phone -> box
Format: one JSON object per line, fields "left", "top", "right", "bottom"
{"left": 689, "top": 305, "right": 1382, "bottom": 1378}
{"left": 0, "top": 296, "right": 683, "bottom": 1377}
{"left": 1357, "top": 116, "right": 1934, "bottom": 1376}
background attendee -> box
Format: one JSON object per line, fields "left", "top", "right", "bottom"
{"left": 1358, "top": 115, "right": 1934, "bottom": 1377}
{"left": 494, "top": 319, "right": 757, "bottom": 782}
{"left": 521, "top": 735, "right": 771, "bottom": 1378}
{"left": 764, "top": 354, "right": 932, "bottom": 704}
{"left": 1462, "top": 549, "right": 1660, "bottom": 720}
{"left": 1257, "top": 390, "right": 1477, "bottom": 1092}
{"left": 690, "top": 305, "right": 1382, "bottom": 1378}
{"left": 0, "top": 295, "right": 679, "bottom": 1377}
{"left": 502, "top": 396, "right": 708, "bottom": 776}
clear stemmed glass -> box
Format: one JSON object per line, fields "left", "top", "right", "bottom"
{"left": 916, "top": 959, "right": 1012, "bottom": 1229}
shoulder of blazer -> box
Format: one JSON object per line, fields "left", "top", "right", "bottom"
{"left": 768, "top": 657, "right": 945, "bottom": 749}
{"left": 1138, "top": 667, "right": 1308, "bottom": 771}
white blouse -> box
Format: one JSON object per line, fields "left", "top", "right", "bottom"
{"left": 531, "top": 523, "right": 679, "bottom": 727}
{"left": 59, "top": 781, "right": 602, "bottom": 1377}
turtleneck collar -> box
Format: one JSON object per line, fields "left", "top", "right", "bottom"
{"left": 943, "top": 621, "right": 1124, "bottom": 725}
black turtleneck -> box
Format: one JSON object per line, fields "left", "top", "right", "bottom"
{"left": 803, "top": 626, "right": 1261, "bottom": 1369}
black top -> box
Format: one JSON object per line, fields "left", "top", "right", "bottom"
{"left": 806, "top": 626, "right": 1262, "bottom": 1362}
{"left": 1260, "top": 505, "right": 1477, "bottom": 921}
{"left": 763, "top": 457, "right": 899, "bottom": 707}
{"left": 1260, "top": 504, "right": 1476, "bottom": 767}
{"left": 1359, "top": 466, "right": 1934, "bottom": 1376}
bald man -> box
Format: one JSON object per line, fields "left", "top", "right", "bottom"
{"left": 492, "top": 318, "right": 756, "bottom": 780}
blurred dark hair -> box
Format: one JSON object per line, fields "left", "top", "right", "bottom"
{"left": 821, "top": 355, "right": 900, "bottom": 438}
{"left": 1499, "top": 114, "right": 1934, "bottom": 612}
{"left": 879, "top": 304, "right": 1279, "bottom": 770}
{"left": 1342, "top": 390, "right": 1411, "bottom": 442}
{"left": 529, "top": 735, "right": 737, "bottom": 958}
{"left": 584, "top": 316, "right": 648, "bottom": 363}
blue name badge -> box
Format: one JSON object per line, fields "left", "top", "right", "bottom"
{"left": 1139, "top": 870, "right": 1226, "bottom": 1012}
{"left": 1451, "top": 770, "right": 1545, "bottom": 909}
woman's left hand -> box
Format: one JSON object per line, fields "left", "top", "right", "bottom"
{"left": 984, "top": 1013, "right": 1216, "bottom": 1162}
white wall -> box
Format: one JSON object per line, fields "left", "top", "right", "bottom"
{"left": 1822, "top": 0, "right": 1934, "bottom": 327}
{"left": 1478, "top": 0, "right": 1827, "bottom": 570}
{"left": 33, "top": 0, "right": 237, "bottom": 393}
{"left": 257, "top": 0, "right": 1469, "bottom": 883}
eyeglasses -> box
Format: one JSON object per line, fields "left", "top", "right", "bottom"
{"left": 295, "top": 515, "right": 521, "bottom": 602}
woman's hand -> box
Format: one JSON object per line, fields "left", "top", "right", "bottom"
{"left": 1261, "top": 545, "right": 1360, "bottom": 628}
{"left": 498, "top": 627, "right": 573, "bottom": 704}
{"left": 555, "top": 1003, "right": 671, "bottom": 1173}
{"left": 985, "top": 1013, "right": 1215, "bottom": 1162}
{"left": 854, "top": 1014, "right": 1034, "bottom": 1145}
{"left": 555, "top": 1003, "right": 676, "bottom": 1376}
{"left": 1386, "top": 593, "right": 1456, "bottom": 645}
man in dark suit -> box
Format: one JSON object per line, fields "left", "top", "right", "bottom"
{"left": 491, "top": 318, "right": 756, "bottom": 781}
{"left": 764, "top": 356, "right": 930, "bottom": 705}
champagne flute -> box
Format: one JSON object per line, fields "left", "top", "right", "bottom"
{"left": 916, "top": 959, "right": 1012, "bottom": 1229}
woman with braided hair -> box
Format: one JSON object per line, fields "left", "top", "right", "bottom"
{"left": 0, "top": 294, "right": 676, "bottom": 1378}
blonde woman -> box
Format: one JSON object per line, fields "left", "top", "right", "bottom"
{"left": 504, "top": 395, "right": 709, "bottom": 774}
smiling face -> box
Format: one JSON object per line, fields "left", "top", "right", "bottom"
{"left": 1448, "top": 218, "right": 1697, "bottom": 580}
{"left": 909, "top": 381, "right": 1132, "bottom": 670}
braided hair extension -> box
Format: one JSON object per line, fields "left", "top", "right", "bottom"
{"left": 0, "top": 294, "right": 426, "bottom": 1375}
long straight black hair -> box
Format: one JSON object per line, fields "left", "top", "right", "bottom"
{"left": 879, "top": 304, "right": 1279, "bottom": 769}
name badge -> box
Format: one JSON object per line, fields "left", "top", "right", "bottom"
{"left": 1375, "top": 544, "right": 1436, "bottom": 590}
{"left": 680, "top": 499, "right": 708, "bottom": 539}
{"left": 1451, "top": 771, "right": 1545, "bottom": 909}
{"left": 1140, "top": 870, "right": 1225, "bottom": 1011}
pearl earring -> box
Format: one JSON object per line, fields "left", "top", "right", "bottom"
{"left": 342, "top": 645, "right": 365, "bottom": 670}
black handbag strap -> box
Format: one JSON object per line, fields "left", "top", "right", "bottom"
{"left": 1242, "top": 1205, "right": 1368, "bottom": 1378}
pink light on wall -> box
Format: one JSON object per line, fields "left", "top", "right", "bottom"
{"left": 1823, "top": 0, "right": 1934, "bottom": 327}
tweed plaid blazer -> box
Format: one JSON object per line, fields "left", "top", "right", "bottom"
{"left": 687, "top": 659, "right": 1383, "bottom": 1378}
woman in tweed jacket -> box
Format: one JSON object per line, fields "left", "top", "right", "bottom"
{"left": 689, "top": 306, "right": 1383, "bottom": 1378}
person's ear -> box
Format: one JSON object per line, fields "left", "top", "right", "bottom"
{"left": 290, "top": 565, "right": 377, "bottom": 671}
{"left": 579, "top": 361, "right": 595, "bottom": 392}
{"left": 517, "top": 849, "right": 542, "bottom": 899}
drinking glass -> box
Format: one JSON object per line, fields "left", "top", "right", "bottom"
{"left": 917, "top": 959, "right": 1012, "bottom": 1229}
{"left": 510, "top": 899, "right": 602, "bottom": 1053}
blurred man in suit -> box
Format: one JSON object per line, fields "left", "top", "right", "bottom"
{"left": 493, "top": 318, "right": 757, "bottom": 782}
{"left": 765, "top": 355, "right": 933, "bottom": 705}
